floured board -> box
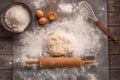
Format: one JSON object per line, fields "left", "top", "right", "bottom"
{"left": 13, "top": 0, "right": 109, "bottom": 80}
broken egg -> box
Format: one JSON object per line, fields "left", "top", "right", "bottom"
{"left": 48, "top": 12, "right": 56, "bottom": 20}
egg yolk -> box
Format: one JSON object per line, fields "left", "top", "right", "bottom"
{"left": 50, "top": 14, "right": 55, "bottom": 19}
{"left": 48, "top": 12, "right": 56, "bottom": 20}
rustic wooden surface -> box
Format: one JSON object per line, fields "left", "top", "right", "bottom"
{"left": 108, "top": 0, "right": 120, "bottom": 80}
{"left": 0, "top": 0, "right": 120, "bottom": 80}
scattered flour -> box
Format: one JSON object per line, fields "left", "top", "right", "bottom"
{"left": 13, "top": 1, "right": 105, "bottom": 80}
{"left": 58, "top": 3, "right": 73, "bottom": 13}
{"left": 31, "top": 0, "right": 45, "bottom": 8}
{"left": 14, "top": 14, "right": 100, "bottom": 80}
{"left": 14, "top": 14, "right": 101, "bottom": 63}
{"left": 88, "top": 74, "right": 97, "bottom": 80}
{"left": 98, "top": 6, "right": 105, "bottom": 11}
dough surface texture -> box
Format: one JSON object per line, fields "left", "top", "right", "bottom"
{"left": 48, "top": 31, "right": 74, "bottom": 57}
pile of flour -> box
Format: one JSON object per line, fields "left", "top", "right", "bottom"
{"left": 4, "top": 5, "right": 30, "bottom": 32}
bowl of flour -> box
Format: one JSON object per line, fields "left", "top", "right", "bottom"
{"left": 1, "top": 2, "right": 32, "bottom": 33}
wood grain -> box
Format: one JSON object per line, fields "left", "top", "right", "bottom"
{"left": 109, "top": 27, "right": 120, "bottom": 40}
{"left": 0, "top": 39, "right": 13, "bottom": 55}
{"left": 108, "top": 12, "right": 120, "bottom": 26}
{"left": 108, "top": 1, "right": 120, "bottom": 79}
{"left": 0, "top": 55, "right": 12, "bottom": 69}
{"left": 110, "top": 70, "right": 120, "bottom": 80}
{"left": 0, "top": 26, "right": 13, "bottom": 38}
{"left": 108, "top": 0, "right": 120, "bottom": 12}
{"left": 108, "top": 0, "right": 120, "bottom": 26}
{"left": 0, "top": 0, "right": 13, "bottom": 38}
{"left": 0, "top": 12, "right": 13, "bottom": 38}
{"left": 110, "top": 55, "right": 120, "bottom": 69}
{"left": 109, "top": 41, "right": 120, "bottom": 54}
{"left": 0, "top": 0, "right": 13, "bottom": 79}
{"left": 0, "top": 0, "right": 12, "bottom": 12}
{"left": 0, "top": 70, "right": 12, "bottom": 80}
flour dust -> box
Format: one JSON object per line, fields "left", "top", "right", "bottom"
{"left": 13, "top": 1, "right": 105, "bottom": 80}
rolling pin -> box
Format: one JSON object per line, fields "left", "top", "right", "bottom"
{"left": 25, "top": 57, "right": 96, "bottom": 68}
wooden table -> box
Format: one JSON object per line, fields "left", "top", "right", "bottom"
{"left": 0, "top": 0, "right": 120, "bottom": 80}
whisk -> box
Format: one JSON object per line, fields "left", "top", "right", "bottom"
{"left": 79, "top": 1, "right": 116, "bottom": 42}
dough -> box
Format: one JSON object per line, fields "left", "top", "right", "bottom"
{"left": 48, "top": 31, "right": 74, "bottom": 57}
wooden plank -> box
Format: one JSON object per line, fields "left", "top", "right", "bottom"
{"left": 109, "top": 27, "right": 120, "bottom": 40}
{"left": 0, "top": 39, "right": 13, "bottom": 55}
{"left": 0, "top": 70, "right": 12, "bottom": 80}
{"left": 110, "top": 70, "right": 120, "bottom": 80}
{"left": 0, "top": 25, "right": 13, "bottom": 38}
{"left": 0, "top": 14, "right": 13, "bottom": 38}
{"left": 0, "top": 0, "right": 12, "bottom": 12}
{"left": 110, "top": 55, "right": 120, "bottom": 69}
{"left": 0, "top": 55, "right": 12, "bottom": 69}
{"left": 0, "top": 0, "right": 13, "bottom": 38}
{"left": 108, "top": 0, "right": 120, "bottom": 12}
{"left": 0, "top": 9, "right": 13, "bottom": 38}
{"left": 108, "top": 0, "right": 120, "bottom": 26}
{"left": 109, "top": 41, "right": 120, "bottom": 54}
{"left": 108, "top": 12, "right": 120, "bottom": 26}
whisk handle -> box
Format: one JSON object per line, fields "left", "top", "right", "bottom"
{"left": 96, "top": 19, "right": 116, "bottom": 42}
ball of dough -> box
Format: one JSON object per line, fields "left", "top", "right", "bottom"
{"left": 48, "top": 32, "right": 74, "bottom": 57}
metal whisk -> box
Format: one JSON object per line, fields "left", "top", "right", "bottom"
{"left": 79, "top": 1, "right": 116, "bottom": 42}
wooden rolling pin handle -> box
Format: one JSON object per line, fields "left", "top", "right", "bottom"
{"left": 95, "top": 19, "right": 116, "bottom": 42}
{"left": 83, "top": 60, "right": 96, "bottom": 64}
{"left": 25, "top": 59, "right": 39, "bottom": 64}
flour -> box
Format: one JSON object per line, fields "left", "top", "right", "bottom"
{"left": 58, "top": 3, "right": 73, "bottom": 13}
{"left": 13, "top": 1, "right": 104, "bottom": 80}
{"left": 98, "top": 6, "right": 105, "bottom": 11}
{"left": 88, "top": 74, "right": 97, "bottom": 80}
{"left": 14, "top": 14, "right": 100, "bottom": 80}
{"left": 4, "top": 5, "right": 30, "bottom": 32}
{"left": 31, "top": 0, "right": 45, "bottom": 8}
{"left": 15, "top": 14, "right": 101, "bottom": 62}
